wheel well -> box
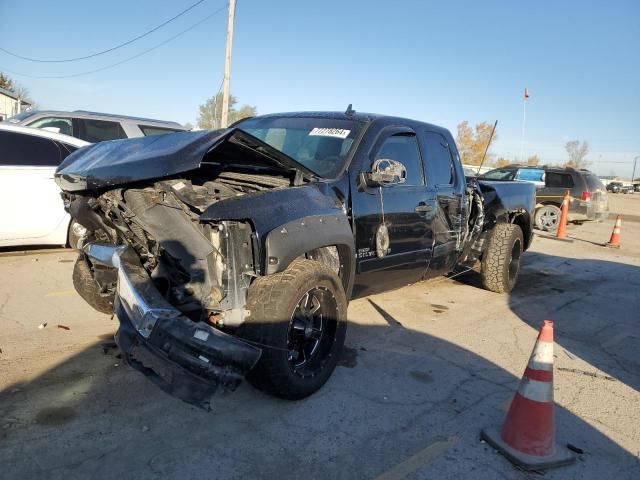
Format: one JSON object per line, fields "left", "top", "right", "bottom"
{"left": 303, "top": 245, "right": 353, "bottom": 296}
{"left": 510, "top": 212, "right": 532, "bottom": 250}
{"left": 538, "top": 200, "right": 562, "bottom": 208}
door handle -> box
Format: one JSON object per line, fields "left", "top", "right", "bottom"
{"left": 415, "top": 203, "right": 433, "bottom": 214}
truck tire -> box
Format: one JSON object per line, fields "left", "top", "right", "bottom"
{"left": 481, "top": 223, "right": 523, "bottom": 294}
{"left": 67, "top": 219, "right": 87, "bottom": 249}
{"left": 238, "top": 259, "right": 347, "bottom": 399}
{"left": 534, "top": 204, "right": 561, "bottom": 231}
{"left": 72, "top": 256, "right": 114, "bottom": 314}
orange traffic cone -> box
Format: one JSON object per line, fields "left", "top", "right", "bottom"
{"left": 481, "top": 320, "right": 575, "bottom": 471}
{"left": 606, "top": 215, "right": 622, "bottom": 248}
{"left": 555, "top": 190, "right": 571, "bottom": 239}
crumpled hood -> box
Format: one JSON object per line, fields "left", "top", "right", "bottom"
{"left": 55, "top": 128, "right": 314, "bottom": 192}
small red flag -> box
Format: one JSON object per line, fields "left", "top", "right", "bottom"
{"left": 524, "top": 87, "right": 530, "bottom": 100}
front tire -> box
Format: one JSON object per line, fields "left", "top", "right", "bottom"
{"left": 481, "top": 223, "right": 524, "bottom": 294}
{"left": 238, "top": 260, "right": 348, "bottom": 399}
{"left": 534, "top": 204, "right": 561, "bottom": 231}
{"left": 72, "top": 257, "right": 114, "bottom": 314}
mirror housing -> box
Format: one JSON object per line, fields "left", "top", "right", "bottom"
{"left": 364, "top": 158, "right": 407, "bottom": 187}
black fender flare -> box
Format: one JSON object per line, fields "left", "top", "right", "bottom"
{"left": 263, "top": 214, "right": 355, "bottom": 298}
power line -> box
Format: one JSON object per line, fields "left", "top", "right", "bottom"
{"left": 3, "top": 6, "right": 226, "bottom": 79}
{"left": 0, "top": 0, "right": 208, "bottom": 63}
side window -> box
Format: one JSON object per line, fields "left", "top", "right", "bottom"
{"left": 373, "top": 133, "right": 423, "bottom": 186}
{"left": 516, "top": 168, "right": 545, "bottom": 182}
{"left": 77, "top": 119, "right": 127, "bottom": 142}
{"left": 138, "top": 125, "right": 183, "bottom": 136}
{"left": 28, "top": 117, "right": 74, "bottom": 137}
{"left": 423, "top": 131, "right": 455, "bottom": 186}
{"left": 546, "top": 172, "right": 574, "bottom": 188}
{"left": 0, "top": 131, "right": 63, "bottom": 166}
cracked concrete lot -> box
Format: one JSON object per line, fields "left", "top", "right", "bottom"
{"left": 1, "top": 195, "right": 639, "bottom": 480}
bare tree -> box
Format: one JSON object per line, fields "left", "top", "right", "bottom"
{"left": 526, "top": 155, "right": 541, "bottom": 166}
{"left": 564, "top": 140, "right": 589, "bottom": 169}
{"left": 494, "top": 157, "right": 511, "bottom": 168}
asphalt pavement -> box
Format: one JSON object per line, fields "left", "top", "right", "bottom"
{"left": 1, "top": 195, "right": 638, "bottom": 480}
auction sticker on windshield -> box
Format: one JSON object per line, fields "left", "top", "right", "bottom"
{"left": 309, "top": 127, "right": 351, "bottom": 139}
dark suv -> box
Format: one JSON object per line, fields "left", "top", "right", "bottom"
{"left": 606, "top": 181, "right": 633, "bottom": 194}
{"left": 481, "top": 166, "right": 608, "bottom": 231}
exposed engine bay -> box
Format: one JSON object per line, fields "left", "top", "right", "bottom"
{"left": 67, "top": 168, "right": 293, "bottom": 329}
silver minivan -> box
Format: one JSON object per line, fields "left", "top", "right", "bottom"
{"left": 4, "top": 109, "right": 187, "bottom": 142}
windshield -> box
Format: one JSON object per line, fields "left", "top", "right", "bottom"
{"left": 237, "top": 116, "right": 364, "bottom": 177}
{"left": 481, "top": 168, "right": 517, "bottom": 180}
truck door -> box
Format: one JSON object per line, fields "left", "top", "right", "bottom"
{"left": 419, "top": 130, "right": 465, "bottom": 277}
{"left": 351, "top": 127, "right": 436, "bottom": 296}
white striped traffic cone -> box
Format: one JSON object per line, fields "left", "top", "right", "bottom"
{"left": 606, "top": 215, "right": 622, "bottom": 248}
{"left": 481, "top": 320, "right": 575, "bottom": 470}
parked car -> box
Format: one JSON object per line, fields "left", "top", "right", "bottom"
{"left": 606, "top": 181, "right": 633, "bottom": 194}
{"left": 634, "top": 184, "right": 640, "bottom": 193}
{"left": 480, "top": 165, "right": 546, "bottom": 187}
{"left": 0, "top": 124, "right": 89, "bottom": 247}
{"left": 4, "top": 110, "right": 187, "bottom": 142}
{"left": 55, "top": 110, "right": 536, "bottom": 405}
{"left": 481, "top": 165, "right": 608, "bottom": 231}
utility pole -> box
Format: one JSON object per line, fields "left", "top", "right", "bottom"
{"left": 520, "top": 88, "right": 529, "bottom": 162}
{"left": 220, "top": 0, "right": 236, "bottom": 128}
{"left": 633, "top": 156, "right": 639, "bottom": 183}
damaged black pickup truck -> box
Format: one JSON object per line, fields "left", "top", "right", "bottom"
{"left": 55, "top": 111, "right": 535, "bottom": 405}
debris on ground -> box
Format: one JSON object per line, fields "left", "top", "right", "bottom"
{"left": 567, "top": 443, "right": 584, "bottom": 454}
{"left": 142, "top": 426, "right": 150, "bottom": 432}
{"left": 37, "top": 322, "right": 47, "bottom": 329}
{"left": 558, "top": 367, "right": 616, "bottom": 381}
{"left": 57, "top": 324, "right": 71, "bottom": 331}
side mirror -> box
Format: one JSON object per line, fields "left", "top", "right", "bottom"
{"left": 365, "top": 158, "right": 407, "bottom": 187}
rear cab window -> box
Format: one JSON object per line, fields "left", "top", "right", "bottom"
{"left": 421, "top": 131, "right": 455, "bottom": 186}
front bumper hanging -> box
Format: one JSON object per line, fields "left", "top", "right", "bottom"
{"left": 84, "top": 243, "right": 261, "bottom": 406}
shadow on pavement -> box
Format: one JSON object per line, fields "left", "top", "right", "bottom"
{"left": 1, "top": 292, "right": 638, "bottom": 479}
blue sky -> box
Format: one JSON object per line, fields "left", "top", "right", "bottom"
{"left": 1, "top": 0, "right": 638, "bottom": 176}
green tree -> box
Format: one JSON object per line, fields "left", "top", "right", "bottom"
{"left": 564, "top": 140, "right": 589, "bottom": 169}
{"left": 456, "top": 121, "right": 498, "bottom": 165}
{"left": 0, "top": 72, "right": 36, "bottom": 108}
{"left": 196, "top": 93, "right": 256, "bottom": 129}
{"left": 0, "top": 72, "right": 14, "bottom": 90}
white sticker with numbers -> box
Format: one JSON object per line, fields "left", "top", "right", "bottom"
{"left": 309, "top": 128, "right": 351, "bottom": 139}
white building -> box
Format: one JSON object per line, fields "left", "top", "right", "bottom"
{"left": 0, "top": 87, "right": 32, "bottom": 122}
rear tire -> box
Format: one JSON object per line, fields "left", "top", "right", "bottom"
{"left": 72, "top": 257, "right": 113, "bottom": 314}
{"left": 481, "top": 223, "right": 524, "bottom": 294}
{"left": 534, "top": 204, "right": 561, "bottom": 231}
{"left": 238, "top": 260, "right": 347, "bottom": 400}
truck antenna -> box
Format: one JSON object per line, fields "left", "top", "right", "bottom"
{"left": 476, "top": 120, "right": 498, "bottom": 176}
{"left": 345, "top": 104, "right": 355, "bottom": 117}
